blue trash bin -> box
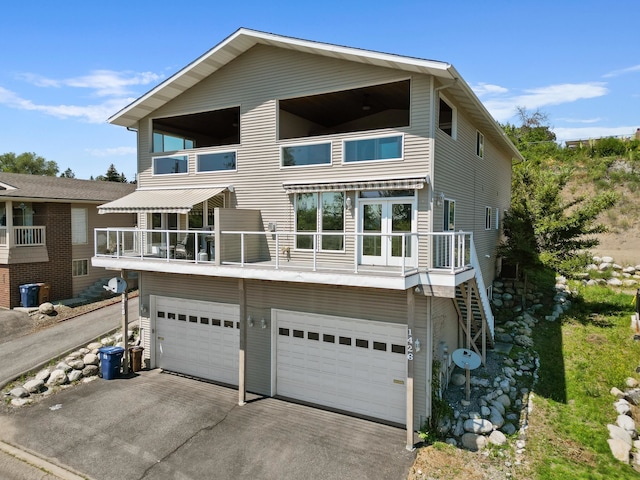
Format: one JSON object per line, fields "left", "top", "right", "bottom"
{"left": 98, "top": 346, "right": 125, "bottom": 380}
{"left": 19, "top": 283, "right": 40, "bottom": 307}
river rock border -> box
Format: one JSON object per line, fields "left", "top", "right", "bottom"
{"left": 3, "top": 330, "right": 139, "bottom": 407}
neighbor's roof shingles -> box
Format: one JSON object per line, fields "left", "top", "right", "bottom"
{"left": 0, "top": 173, "right": 136, "bottom": 203}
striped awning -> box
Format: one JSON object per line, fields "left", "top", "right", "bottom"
{"left": 98, "top": 186, "right": 229, "bottom": 214}
{"left": 282, "top": 176, "right": 429, "bottom": 194}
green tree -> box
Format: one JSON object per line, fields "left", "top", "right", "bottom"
{"left": 0, "top": 152, "right": 59, "bottom": 176}
{"left": 501, "top": 107, "right": 559, "bottom": 158}
{"left": 499, "top": 160, "right": 618, "bottom": 277}
{"left": 96, "top": 164, "right": 127, "bottom": 182}
{"left": 59, "top": 168, "right": 75, "bottom": 178}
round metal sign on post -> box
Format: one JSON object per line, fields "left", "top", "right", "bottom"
{"left": 452, "top": 348, "right": 482, "bottom": 370}
{"left": 451, "top": 348, "right": 482, "bottom": 403}
{"left": 103, "top": 277, "right": 127, "bottom": 294}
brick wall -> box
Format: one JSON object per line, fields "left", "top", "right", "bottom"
{"left": 6, "top": 203, "right": 73, "bottom": 308}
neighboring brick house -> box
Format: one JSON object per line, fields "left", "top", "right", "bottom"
{"left": 0, "top": 173, "right": 136, "bottom": 308}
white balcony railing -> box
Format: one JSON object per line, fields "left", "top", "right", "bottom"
{"left": 0, "top": 226, "right": 46, "bottom": 247}
{"left": 94, "top": 227, "right": 474, "bottom": 276}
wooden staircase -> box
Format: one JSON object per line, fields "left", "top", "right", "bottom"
{"left": 453, "top": 275, "right": 494, "bottom": 364}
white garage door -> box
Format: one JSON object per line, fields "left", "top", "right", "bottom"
{"left": 154, "top": 296, "right": 239, "bottom": 385}
{"left": 273, "top": 310, "right": 407, "bottom": 424}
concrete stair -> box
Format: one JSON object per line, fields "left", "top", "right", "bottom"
{"left": 76, "top": 273, "right": 139, "bottom": 305}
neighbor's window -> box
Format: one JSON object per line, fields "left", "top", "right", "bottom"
{"left": 476, "top": 131, "right": 484, "bottom": 158}
{"left": 443, "top": 199, "right": 455, "bottom": 231}
{"left": 153, "top": 132, "right": 194, "bottom": 152}
{"left": 485, "top": 206, "right": 492, "bottom": 230}
{"left": 344, "top": 135, "right": 403, "bottom": 163}
{"left": 282, "top": 142, "right": 331, "bottom": 167}
{"left": 197, "top": 151, "right": 237, "bottom": 172}
{"left": 72, "top": 259, "right": 88, "bottom": 277}
{"left": 153, "top": 155, "right": 188, "bottom": 175}
{"left": 438, "top": 96, "right": 456, "bottom": 138}
{"left": 295, "top": 192, "right": 344, "bottom": 250}
{"left": 71, "top": 208, "right": 88, "bottom": 244}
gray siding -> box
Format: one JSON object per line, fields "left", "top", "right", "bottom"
{"left": 139, "top": 272, "right": 431, "bottom": 422}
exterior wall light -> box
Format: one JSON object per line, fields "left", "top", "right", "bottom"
{"left": 260, "top": 318, "right": 267, "bottom": 329}
{"left": 248, "top": 316, "right": 254, "bottom": 327}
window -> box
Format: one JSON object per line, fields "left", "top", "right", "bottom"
{"left": 344, "top": 135, "right": 403, "bottom": 163}
{"left": 282, "top": 142, "right": 331, "bottom": 167}
{"left": 438, "top": 96, "right": 456, "bottom": 138}
{"left": 153, "top": 155, "right": 188, "bottom": 175}
{"left": 295, "top": 192, "right": 344, "bottom": 250}
{"left": 485, "top": 206, "right": 492, "bottom": 230}
{"left": 152, "top": 107, "right": 240, "bottom": 152}
{"left": 71, "top": 208, "right": 87, "bottom": 244}
{"left": 476, "top": 131, "right": 484, "bottom": 158}
{"left": 443, "top": 199, "right": 455, "bottom": 231}
{"left": 197, "top": 151, "right": 237, "bottom": 172}
{"left": 72, "top": 259, "right": 88, "bottom": 277}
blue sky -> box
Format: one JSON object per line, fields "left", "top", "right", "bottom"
{"left": 1, "top": 0, "right": 638, "bottom": 180}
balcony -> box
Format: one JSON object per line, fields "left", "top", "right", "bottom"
{"left": 93, "top": 227, "right": 477, "bottom": 294}
{"left": 0, "top": 226, "right": 46, "bottom": 247}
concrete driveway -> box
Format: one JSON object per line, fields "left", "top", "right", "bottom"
{"left": 0, "top": 370, "right": 415, "bottom": 480}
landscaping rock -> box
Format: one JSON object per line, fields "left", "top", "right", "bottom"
{"left": 38, "top": 302, "right": 55, "bottom": 315}
{"left": 11, "top": 398, "right": 32, "bottom": 407}
{"left": 23, "top": 379, "right": 44, "bottom": 394}
{"left": 87, "top": 342, "right": 102, "bottom": 351}
{"left": 67, "top": 359, "right": 85, "bottom": 370}
{"left": 68, "top": 370, "right": 83, "bottom": 383}
{"left": 9, "top": 386, "right": 29, "bottom": 398}
{"left": 608, "top": 424, "right": 633, "bottom": 446}
{"left": 617, "top": 414, "right": 637, "bottom": 439}
{"left": 463, "top": 418, "right": 493, "bottom": 434}
{"left": 82, "top": 364, "right": 99, "bottom": 377}
{"left": 83, "top": 353, "right": 99, "bottom": 366}
{"left": 608, "top": 438, "right": 631, "bottom": 463}
{"left": 35, "top": 368, "right": 51, "bottom": 382}
{"left": 55, "top": 362, "right": 72, "bottom": 373}
{"left": 488, "top": 430, "right": 508, "bottom": 446}
{"left": 461, "top": 433, "right": 488, "bottom": 451}
{"left": 46, "top": 369, "right": 67, "bottom": 387}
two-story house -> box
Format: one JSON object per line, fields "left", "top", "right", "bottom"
{"left": 0, "top": 173, "right": 136, "bottom": 308}
{"left": 95, "top": 28, "right": 522, "bottom": 448}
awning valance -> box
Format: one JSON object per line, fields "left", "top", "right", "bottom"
{"left": 98, "top": 186, "right": 229, "bottom": 214}
{"left": 282, "top": 176, "right": 429, "bottom": 194}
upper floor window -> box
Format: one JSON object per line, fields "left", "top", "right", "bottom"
{"left": 295, "top": 192, "right": 344, "bottom": 251}
{"left": 197, "top": 151, "right": 237, "bottom": 172}
{"left": 438, "top": 96, "right": 456, "bottom": 138}
{"left": 279, "top": 80, "right": 410, "bottom": 140}
{"left": 153, "top": 155, "right": 188, "bottom": 175}
{"left": 71, "top": 208, "right": 88, "bottom": 244}
{"left": 344, "top": 135, "right": 403, "bottom": 163}
{"left": 476, "top": 131, "right": 485, "bottom": 158}
{"left": 443, "top": 199, "right": 455, "bottom": 231}
{"left": 282, "top": 142, "right": 331, "bottom": 167}
{"left": 485, "top": 206, "right": 492, "bottom": 230}
{"left": 152, "top": 107, "right": 240, "bottom": 153}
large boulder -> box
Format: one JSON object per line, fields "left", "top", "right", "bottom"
{"left": 38, "top": 302, "right": 55, "bottom": 315}
{"left": 46, "top": 369, "right": 67, "bottom": 387}
{"left": 461, "top": 433, "right": 488, "bottom": 451}
{"left": 463, "top": 418, "right": 493, "bottom": 434}
{"left": 23, "top": 379, "right": 44, "bottom": 394}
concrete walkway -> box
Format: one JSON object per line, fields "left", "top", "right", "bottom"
{"left": 0, "top": 297, "right": 139, "bottom": 390}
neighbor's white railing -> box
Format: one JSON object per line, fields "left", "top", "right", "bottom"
{"left": 0, "top": 226, "right": 46, "bottom": 247}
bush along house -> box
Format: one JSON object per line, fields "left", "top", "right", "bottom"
{"left": 94, "top": 28, "right": 522, "bottom": 449}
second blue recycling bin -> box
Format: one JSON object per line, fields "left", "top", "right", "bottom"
{"left": 98, "top": 346, "right": 125, "bottom": 380}
{"left": 19, "top": 283, "right": 40, "bottom": 307}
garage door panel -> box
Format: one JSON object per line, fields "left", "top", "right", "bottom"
{"left": 275, "top": 310, "right": 407, "bottom": 424}
{"left": 156, "top": 296, "right": 239, "bottom": 385}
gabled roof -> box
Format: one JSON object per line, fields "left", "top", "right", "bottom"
{"left": 109, "top": 28, "right": 522, "bottom": 161}
{"left": 0, "top": 172, "right": 136, "bottom": 203}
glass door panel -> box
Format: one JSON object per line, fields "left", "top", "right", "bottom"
{"left": 390, "top": 203, "right": 412, "bottom": 258}
{"left": 362, "top": 203, "right": 382, "bottom": 258}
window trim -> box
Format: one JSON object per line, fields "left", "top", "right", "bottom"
{"left": 72, "top": 258, "right": 89, "bottom": 277}
{"left": 71, "top": 207, "right": 88, "bottom": 245}
{"left": 294, "top": 191, "right": 345, "bottom": 252}
{"left": 476, "top": 131, "right": 485, "bottom": 158}
{"left": 438, "top": 95, "right": 457, "bottom": 139}
{"left": 342, "top": 133, "right": 404, "bottom": 164}
{"left": 443, "top": 198, "right": 455, "bottom": 231}
{"left": 280, "top": 140, "right": 333, "bottom": 168}
{"left": 195, "top": 149, "right": 238, "bottom": 173}
{"left": 152, "top": 154, "right": 189, "bottom": 176}
{"left": 485, "top": 206, "right": 492, "bottom": 230}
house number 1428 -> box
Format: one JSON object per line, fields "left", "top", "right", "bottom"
{"left": 407, "top": 328, "right": 414, "bottom": 361}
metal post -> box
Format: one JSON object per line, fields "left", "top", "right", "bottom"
{"left": 406, "top": 287, "right": 415, "bottom": 451}
{"left": 121, "top": 270, "right": 129, "bottom": 375}
{"left": 238, "top": 278, "right": 247, "bottom": 406}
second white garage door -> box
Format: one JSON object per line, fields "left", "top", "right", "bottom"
{"left": 273, "top": 309, "right": 407, "bottom": 424}
{"left": 154, "top": 296, "right": 239, "bottom": 385}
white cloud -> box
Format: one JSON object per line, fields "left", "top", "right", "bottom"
{"left": 603, "top": 64, "right": 640, "bottom": 78}
{"left": 555, "top": 117, "right": 602, "bottom": 124}
{"left": 19, "top": 70, "right": 163, "bottom": 97}
{"left": 479, "top": 82, "right": 608, "bottom": 123}
{"left": 85, "top": 146, "right": 137, "bottom": 157}
{"left": 0, "top": 86, "right": 135, "bottom": 123}
{"left": 552, "top": 126, "right": 639, "bottom": 143}
{"left": 471, "top": 83, "right": 509, "bottom": 96}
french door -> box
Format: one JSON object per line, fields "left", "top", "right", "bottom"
{"left": 359, "top": 198, "right": 416, "bottom": 266}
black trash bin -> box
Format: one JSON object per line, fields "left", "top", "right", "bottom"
{"left": 19, "top": 284, "right": 40, "bottom": 307}
{"left": 98, "top": 346, "right": 125, "bottom": 380}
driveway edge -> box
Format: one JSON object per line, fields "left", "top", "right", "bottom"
{"left": 0, "top": 439, "right": 92, "bottom": 480}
